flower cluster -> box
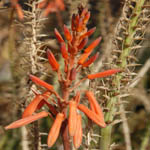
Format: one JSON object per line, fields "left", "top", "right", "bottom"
{"left": 5, "top": 6, "right": 120, "bottom": 148}
{"left": 10, "top": 0, "right": 65, "bottom": 20}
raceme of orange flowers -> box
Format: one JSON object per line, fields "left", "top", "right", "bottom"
{"left": 10, "top": 0, "right": 65, "bottom": 20}
{"left": 5, "top": 6, "right": 120, "bottom": 148}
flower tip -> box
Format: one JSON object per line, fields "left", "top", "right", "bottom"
{"left": 4, "top": 126, "right": 10, "bottom": 130}
{"left": 47, "top": 50, "right": 60, "bottom": 71}
{"left": 63, "top": 24, "right": 72, "bottom": 42}
{"left": 54, "top": 28, "right": 64, "bottom": 43}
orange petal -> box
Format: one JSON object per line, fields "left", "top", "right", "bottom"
{"left": 64, "top": 25, "right": 72, "bottom": 42}
{"left": 80, "top": 27, "right": 96, "bottom": 40}
{"left": 54, "top": 28, "right": 64, "bottom": 43}
{"left": 47, "top": 113, "right": 65, "bottom": 147}
{"left": 5, "top": 111, "right": 49, "bottom": 130}
{"left": 30, "top": 75, "right": 54, "bottom": 90}
{"left": 78, "top": 104, "right": 106, "bottom": 128}
{"left": 22, "top": 95, "right": 44, "bottom": 118}
{"left": 78, "top": 37, "right": 88, "bottom": 51}
{"left": 82, "top": 52, "right": 99, "bottom": 67}
{"left": 47, "top": 50, "right": 60, "bottom": 71}
{"left": 78, "top": 52, "right": 91, "bottom": 65}
{"left": 68, "top": 101, "right": 77, "bottom": 136}
{"left": 84, "top": 37, "right": 101, "bottom": 53}
{"left": 85, "top": 91, "right": 105, "bottom": 123}
{"left": 60, "top": 43, "right": 68, "bottom": 60}
{"left": 73, "top": 114, "right": 82, "bottom": 148}
{"left": 87, "top": 69, "right": 120, "bottom": 79}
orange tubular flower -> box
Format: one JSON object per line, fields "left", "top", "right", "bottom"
{"left": 78, "top": 104, "right": 106, "bottom": 128}
{"left": 78, "top": 37, "right": 101, "bottom": 65}
{"left": 78, "top": 51, "right": 91, "bottom": 65}
{"left": 85, "top": 91, "right": 105, "bottom": 124}
{"left": 78, "top": 37, "right": 88, "bottom": 50}
{"left": 73, "top": 114, "right": 82, "bottom": 149}
{"left": 47, "top": 113, "right": 65, "bottom": 147}
{"left": 68, "top": 101, "right": 77, "bottom": 136}
{"left": 84, "top": 37, "right": 102, "bottom": 53}
{"left": 80, "top": 27, "right": 96, "bottom": 40}
{"left": 30, "top": 75, "right": 54, "bottom": 90}
{"left": 5, "top": 111, "right": 49, "bottom": 130}
{"left": 60, "top": 43, "right": 68, "bottom": 60}
{"left": 54, "top": 28, "right": 65, "bottom": 43}
{"left": 22, "top": 91, "right": 57, "bottom": 118}
{"left": 82, "top": 52, "right": 99, "bottom": 67}
{"left": 87, "top": 69, "right": 121, "bottom": 79}
{"left": 47, "top": 50, "right": 60, "bottom": 71}
{"left": 22, "top": 95, "right": 44, "bottom": 118}
{"left": 76, "top": 18, "right": 83, "bottom": 32}
{"left": 64, "top": 25, "right": 72, "bottom": 42}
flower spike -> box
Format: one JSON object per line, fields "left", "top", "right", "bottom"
{"left": 87, "top": 69, "right": 121, "bottom": 79}
{"left": 30, "top": 75, "right": 54, "bottom": 90}
{"left": 47, "top": 50, "right": 60, "bottom": 71}
{"left": 47, "top": 113, "right": 65, "bottom": 147}
{"left": 5, "top": 111, "right": 49, "bottom": 130}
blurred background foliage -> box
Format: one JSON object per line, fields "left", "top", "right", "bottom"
{"left": 0, "top": 0, "right": 150, "bottom": 150}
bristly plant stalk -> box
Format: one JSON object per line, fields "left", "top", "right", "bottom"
{"left": 100, "top": 0, "right": 146, "bottom": 150}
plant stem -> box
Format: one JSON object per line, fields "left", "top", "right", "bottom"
{"left": 100, "top": 0, "right": 146, "bottom": 149}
